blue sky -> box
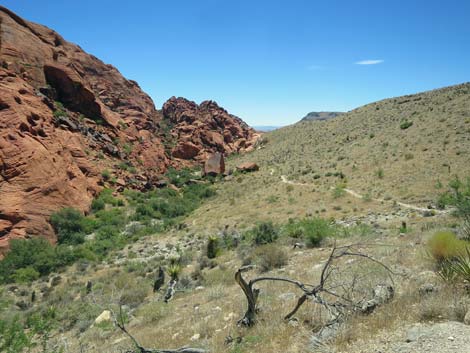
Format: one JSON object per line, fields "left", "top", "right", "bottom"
{"left": 2, "top": 1, "right": 470, "bottom": 125}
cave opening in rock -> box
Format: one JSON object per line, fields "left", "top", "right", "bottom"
{"left": 43, "top": 65, "right": 104, "bottom": 122}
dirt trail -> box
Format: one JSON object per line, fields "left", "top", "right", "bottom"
{"left": 280, "top": 175, "right": 448, "bottom": 214}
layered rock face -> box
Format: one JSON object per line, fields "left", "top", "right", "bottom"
{"left": 0, "top": 6, "right": 257, "bottom": 252}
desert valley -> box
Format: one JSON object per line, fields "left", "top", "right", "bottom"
{"left": 1, "top": 4, "right": 470, "bottom": 353}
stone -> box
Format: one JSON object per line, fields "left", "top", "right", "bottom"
{"left": 204, "top": 152, "right": 225, "bottom": 176}
{"left": 190, "top": 333, "right": 200, "bottom": 341}
{"left": 172, "top": 141, "right": 201, "bottom": 159}
{"left": 236, "top": 162, "right": 259, "bottom": 172}
{"left": 94, "top": 310, "right": 112, "bottom": 324}
{"left": 361, "top": 284, "right": 394, "bottom": 314}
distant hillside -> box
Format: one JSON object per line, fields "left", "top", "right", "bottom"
{"left": 301, "top": 111, "right": 343, "bottom": 122}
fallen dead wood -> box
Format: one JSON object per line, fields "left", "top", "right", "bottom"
{"left": 235, "top": 243, "right": 395, "bottom": 327}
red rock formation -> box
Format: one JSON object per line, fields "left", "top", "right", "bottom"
{"left": 0, "top": 6, "right": 258, "bottom": 253}
{"left": 162, "top": 97, "right": 260, "bottom": 162}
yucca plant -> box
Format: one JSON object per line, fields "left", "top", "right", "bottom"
{"left": 167, "top": 264, "right": 182, "bottom": 280}
{"left": 446, "top": 247, "right": 470, "bottom": 282}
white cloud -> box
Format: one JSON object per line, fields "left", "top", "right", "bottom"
{"left": 355, "top": 59, "right": 384, "bottom": 65}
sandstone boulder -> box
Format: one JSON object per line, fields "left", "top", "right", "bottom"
{"left": 204, "top": 153, "right": 225, "bottom": 176}
{"left": 172, "top": 141, "right": 201, "bottom": 159}
{"left": 236, "top": 162, "right": 259, "bottom": 172}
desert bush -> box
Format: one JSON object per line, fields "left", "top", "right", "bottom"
{"left": 207, "top": 236, "right": 219, "bottom": 259}
{"left": 0, "top": 238, "right": 77, "bottom": 283}
{"left": 11, "top": 267, "right": 40, "bottom": 283}
{"left": 135, "top": 301, "right": 170, "bottom": 323}
{"left": 283, "top": 217, "right": 336, "bottom": 247}
{"left": 50, "top": 207, "right": 85, "bottom": 245}
{"left": 165, "top": 167, "right": 199, "bottom": 188}
{"left": 247, "top": 221, "right": 279, "bottom": 245}
{"left": 400, "top": 120, "right": 413, "bottom": 129}
{"left": 253, "top": 244, "right": 288, "bottom": 272}
{"left": 0, "top": 316, "right": 34, "bottom": 352}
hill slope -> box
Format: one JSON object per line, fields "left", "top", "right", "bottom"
{"left": 188, "top": 83, "right": 470, "bottom": 230}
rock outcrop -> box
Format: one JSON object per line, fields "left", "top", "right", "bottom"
{"left": 162, "top": 97, "right": 260, "bottom": 162}
{"left": 0, "top": 6, "right": 257, "bottom": 253}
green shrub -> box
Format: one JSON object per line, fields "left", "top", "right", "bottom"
{"left": 400, "top": 120, "right": 413, "bottom": 129}
{"left": 166, "top": 167, "right": 198, "bottom": 188}
{"left": 101, "top": 169, "right": 111, "bottom": 180}
{"left": 283, "top": 218, "right": 336, "bottom": 247}
{"left": 91, "top": 198, "right": 105, "bottom": 212}
{"left": 248, "top": 221, "right": 279, "bottom": 245}
{"left": 0, "top": 316, "right": 34, "bottom": 352}
{"left": 0, "top": 238, "right": 77, "bottom": 283}
{"left": 438, "top": 177, "right": 470, "bottom": 239}
{"left": 12, "top": 267, "right": 40, "bottom": 283}
{"left": 50, "top": 208, "right": 85, "bottom": 245}
{"left": 207, "top": 236, "right": 219, "bottom": 259}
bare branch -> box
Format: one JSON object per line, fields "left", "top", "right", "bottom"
{"left": 235, "top": 243, "right": 394, "bottom": 328}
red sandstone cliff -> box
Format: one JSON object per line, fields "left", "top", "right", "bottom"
{"left": 0, "top": 6, "right": 258, "bottom": 252}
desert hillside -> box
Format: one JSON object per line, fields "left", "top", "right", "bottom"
{"left": 189, "top": 83, "right": 470, "bottom": 231}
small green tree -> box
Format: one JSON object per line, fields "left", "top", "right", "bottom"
{"left": 50, "top": 208, "right": 85, "bottom": 245}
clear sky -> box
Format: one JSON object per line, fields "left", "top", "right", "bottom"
{"left": 2, "top": 0, "right": 470, "bottom": 126}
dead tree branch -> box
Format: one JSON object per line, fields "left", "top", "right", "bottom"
{"left": 235, "top": 243, "right": 394, "bottom": 327}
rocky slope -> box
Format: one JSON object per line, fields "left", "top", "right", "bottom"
{"left": 0, "top": 6, "right": 257, "bottom": 252}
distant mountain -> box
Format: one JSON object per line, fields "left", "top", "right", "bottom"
{"left": 301, "top": 111, "right": 343, "bottom": 122}
{"left": 252, "top": 126, "right": 281, "bottom": 132}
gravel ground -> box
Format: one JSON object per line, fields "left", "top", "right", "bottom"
{"left": 341, "top": 321, "right": 470, "bottom": 353}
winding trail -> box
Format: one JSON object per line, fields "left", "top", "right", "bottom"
{"left": 280, "top": 175, "right": 449, "bottom": 214}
